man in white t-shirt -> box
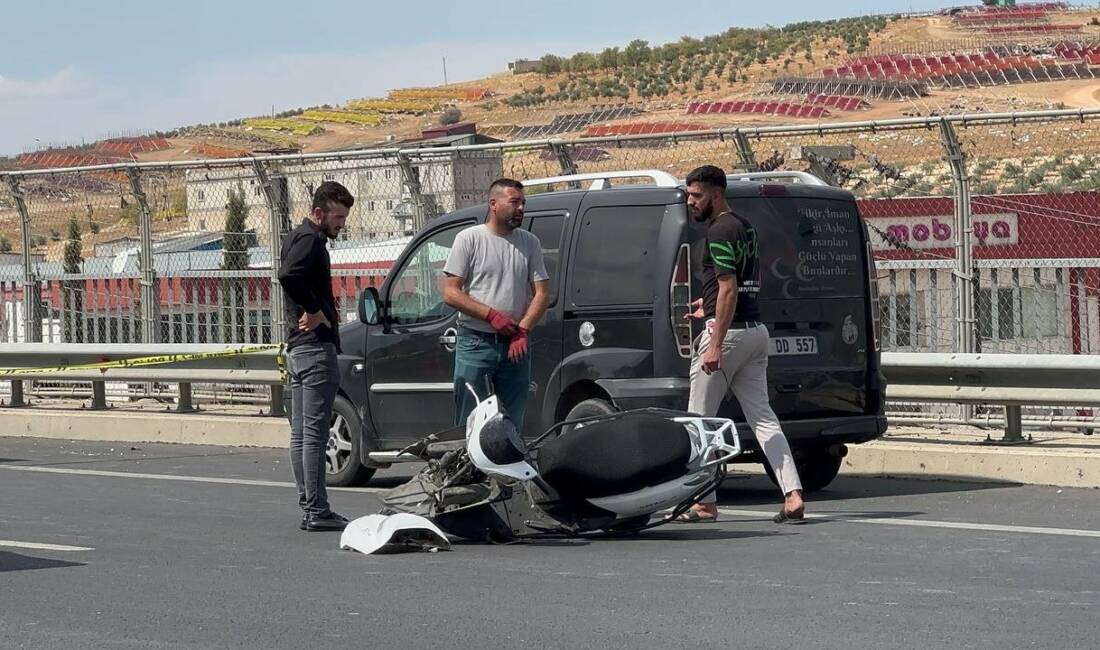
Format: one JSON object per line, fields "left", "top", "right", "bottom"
{"left": 442, "top": 178, "right": 550, "bottom": 429}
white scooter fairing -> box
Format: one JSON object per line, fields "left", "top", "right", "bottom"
{"left": 461, "top": 381, "right": 742, "bottom": 530}
{"left": 340, "top": 513, "right": 451, "bottom": 555}
{"left": 463, "top": 388, "right": 537, "bottom": 482}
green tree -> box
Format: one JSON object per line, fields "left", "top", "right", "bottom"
{"left": 623, "top": 39, "right": 652, "bottom": 66}
{"left": 62, "top": 215, "right": 84, "bottom": 342}
{"left": 221, "top": 186, "right": 250, "bottom": 342}
{"left": 537, "top": 54, "right": 563, "bottom": 74}
{"left": 598, "top": 47, "right": 621, "bottom": 70}
{"left": 569, "top": 52, "right": 598, "bottom": 72}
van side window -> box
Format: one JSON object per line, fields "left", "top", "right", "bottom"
{"left": 387, "top": 224, "right": 466, "bottom": 326}
{"left": 528, "top": 214, "right": 564, "bottom": 298}
{"left": 571, "top": 205, "right": 664, "bottom": 306}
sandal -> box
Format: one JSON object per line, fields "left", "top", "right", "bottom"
{"left": 674, "top": 509, "right": 718, "bottom": 524}
{"left": 772, "top": 507, "right": 806, "bottom": 524}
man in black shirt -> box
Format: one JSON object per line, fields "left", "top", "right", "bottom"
{"left": 278, "top": 181, "right": 353, "bottom": 532}
{"left": 679, "top": 165, "right": 805, "bottom": 524}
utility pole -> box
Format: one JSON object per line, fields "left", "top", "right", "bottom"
{"left": 443, "top": 56, "right": 448, "bottom": 86}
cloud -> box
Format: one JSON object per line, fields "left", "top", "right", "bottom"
{"left": 0, "top": 67, "right": 91, "bottom": 100}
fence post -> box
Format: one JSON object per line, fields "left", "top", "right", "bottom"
{"left": 89, "top": 380, "right": 108, "bottom": 411}
{"left": 252, "top": 158, "right": 287, "bottom": 417}
{"left": 7, "top": 380, "right": 26, "bottom": 408}
{"left": 5, "top": 176, "right": 38, "bottom": 407}
{"left": 548, "top": 139, "right": 578, "bottom": 176}
{"left": 396, "top": 152, "right": 432, "bottom": 233}
{"left": 938, "top": 120, "right": 975, "bottom": 356}
{"left": 548, "top": 139, "right": 582, "bottom": 190}
{"left": 939, "top": 119, "right": 976, "bottom": 426}
{"left": 5, "top": 176, "right": 41, "bottom": 344}
{"left": 176, "top": 382, "right": 196, "bottom": 413}
{"left": 733, "top": 130, "right": 760, "bottom": 172}
{"left": 126, "top": 168, "right": 159, "bottom": 344}
{"left": 984, "top": 404, "right": 1033, "bottom": 446}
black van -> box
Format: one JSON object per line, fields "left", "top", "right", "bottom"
{"left": 318, "top": 170, "right": 886, "bottom": 491}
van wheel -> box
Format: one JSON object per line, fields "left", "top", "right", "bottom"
{"left": 564, "top": 398, "right": 617, "bottom": 431}
{"left": 326, "top": 395, "right": 377, "bottom": 487}
{"left": 762, "top": 449, "right": 842, "bottom": 493}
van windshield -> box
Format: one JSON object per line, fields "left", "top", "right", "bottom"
{"left": 730, "top": 196, "right": 866, "bottom": 299}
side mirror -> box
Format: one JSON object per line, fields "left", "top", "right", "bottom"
{"left": 358, "top": 287, "right": 383, "bottom": 325}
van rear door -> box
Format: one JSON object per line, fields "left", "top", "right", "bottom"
{"left": 713, "top": 188, "right": 874, "bottom": 426}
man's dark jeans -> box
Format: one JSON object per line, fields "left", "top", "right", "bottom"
{"left": 453, "top": 327, "right": 531, "bottom": 429}
{"left": 287, "top": 342, "right": 339, "bottom": 516}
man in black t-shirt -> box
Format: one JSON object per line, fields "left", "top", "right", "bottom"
{"left": 678, "top": 165, "right": 805, "bottom": 525}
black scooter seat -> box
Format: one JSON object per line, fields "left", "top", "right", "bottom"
{"left": 536, "top": 412, "right": 692, "bottom": 500}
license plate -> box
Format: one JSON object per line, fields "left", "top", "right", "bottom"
{"left": 769, "top": 336, "right": 817, "bottom": 356}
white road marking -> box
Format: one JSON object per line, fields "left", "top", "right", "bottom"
{"left": 4, "top": 464, "right": 1098, "bottom": 539}
{"left": 0, "top": 464, "right": 384, "bottom": 494}
{"left": 0, "top": 540, "right": 94, "bottom": 552}
{"left": 717, "top": 508, "right": 1100, "bottom": 539}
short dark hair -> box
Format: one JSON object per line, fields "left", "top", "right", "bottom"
{"left": 488, "top": 178, "right": 524, "bottom": 195}
{"left": 311, "top": 181, "right": 355, "bottom": 213}
{"left": 685, "top": 165, "right": 727, "bottom": 190}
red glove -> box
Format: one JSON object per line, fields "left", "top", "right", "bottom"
{"left": 508, "top": 328, "right": 529, "bottom": 362}
{"left": 486, "top": 308, "right": 519, "bottom": 336}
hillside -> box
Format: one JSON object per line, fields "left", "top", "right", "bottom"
{"left": 10, "top": 5, "right": 1100, "bottom": 167}
{"left": 6, "top": 2, "right": 1100, "bottom": 260}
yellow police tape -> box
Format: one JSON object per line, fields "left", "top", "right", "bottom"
{"left": 0, "top": 344, "right": 287, "bottom": 382}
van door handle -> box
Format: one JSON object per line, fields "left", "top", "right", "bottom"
{"left": 776, "top": 383, "right": 803, "bottom": 394}
{"left": 439, "top": 328, "right": 457, "bottom": 352}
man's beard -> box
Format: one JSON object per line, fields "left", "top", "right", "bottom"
{"left": 505, "top": 214, "right": 523, "bottom": 229}
{"left": 691, "top": 204, "right": 712, "bottom": 223}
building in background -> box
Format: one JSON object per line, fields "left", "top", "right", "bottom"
{"left": 862, "top": 193, "right": 1100, "bottom": 355}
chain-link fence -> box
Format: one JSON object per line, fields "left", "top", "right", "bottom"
{"left": 2, "top": 108, "right": 1100, "bottom": 420}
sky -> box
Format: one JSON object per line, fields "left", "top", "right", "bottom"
{"left": 1, "top": 0, "right": 956, "bottom": 156}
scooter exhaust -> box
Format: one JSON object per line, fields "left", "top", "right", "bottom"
{"left": 828, "top": 444, "right": 849, "bottom": 458}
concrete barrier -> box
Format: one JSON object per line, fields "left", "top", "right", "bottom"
{"left": 2, "top": 412, "right": 1098, "bottom": 489}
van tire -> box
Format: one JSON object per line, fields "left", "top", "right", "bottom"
{"left": 566, "top": 397, "right": 617, "bottom": 420}
{"left": 563, "top": 398, "right": 617, "bottom": 432}
{"left": 326, "top": 395, "right": 377, "bottom": 487}
{"left": 762, "top": 449, "right": 842, "bottom": 493}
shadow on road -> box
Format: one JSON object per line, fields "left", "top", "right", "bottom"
{"left": 716, "top": 473, "right": 1021, "bottom": 507}
{"left": 617, "top": 528, "right": 787, "bottom": 542}
{"left": 0, "top": 551, "right": 85, "bottom": 573}
{"left": 451, "top": 528, "right": 782, "bottom": 548}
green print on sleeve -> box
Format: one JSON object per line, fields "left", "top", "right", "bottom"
{"left": 709, "top": 238, "right": 758, "bottom": 272}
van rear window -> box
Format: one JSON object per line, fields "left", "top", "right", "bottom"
{"left": 730, "top": 196, "right": 866, "bottom": 299}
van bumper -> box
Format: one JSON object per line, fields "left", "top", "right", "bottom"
{"left": 596, "top": 377, "right": 691, "bottom": 411}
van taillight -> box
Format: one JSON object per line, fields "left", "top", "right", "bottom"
{"left": 671, "top": 243, "right": 693, "bottom": 359}
{"left": 866, "top": 239, "right": 881, "bottom": 352}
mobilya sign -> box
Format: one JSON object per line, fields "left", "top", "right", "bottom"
{"left": 869, "top": 213, "right": 1018, "bottom": 250}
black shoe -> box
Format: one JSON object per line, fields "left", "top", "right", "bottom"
{"left": 299, "top": 513, "right": 308, "bottom": 531}
{"left": 305, "top": 511, "right": 349, "bottom": 532}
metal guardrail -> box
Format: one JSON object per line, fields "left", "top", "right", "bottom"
{"left": 2, "top": 346, "right": 1098, "bottom": 444}
{"left": 882, "top": 352, "right": 1100, "bottom": 443}
{"left": 0, "top": 344, "right": 285, "bottom": 414}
